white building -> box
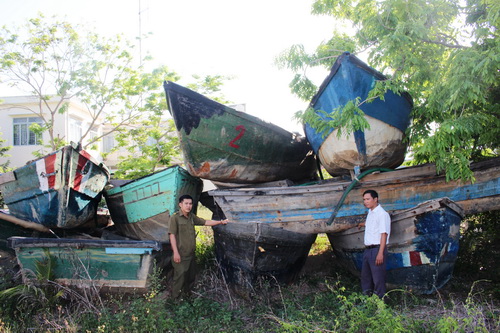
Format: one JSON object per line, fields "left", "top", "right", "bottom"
{"left": 0, "top": 95, "right": 119, "bottom": 169}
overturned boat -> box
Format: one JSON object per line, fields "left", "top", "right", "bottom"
{"left": 163, "top": 81, "right": 317, "bottom": 184}
{"left": 212, "top": 222, "right": 317, "bottom": 291}
{"left": 208, "top": 157, "right": 500, "bottom": 234}
{"left": 305, "top": 52, "right": 413, "bottom": 176}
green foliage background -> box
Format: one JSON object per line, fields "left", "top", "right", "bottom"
{"left": 277, "top": 0, "right": 500, "bottom": 181}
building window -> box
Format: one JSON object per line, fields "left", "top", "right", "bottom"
{"left": 89, "top": 127, "right": 98, "bottom": 141}
{"left": 103, "top": 135, "right": 115, "bottom": 153}
{"left": 13, "top": 117, "right": 43, "bottom": 146}
{"left": 69, "top": 118, "right": 82, "bottom": 144}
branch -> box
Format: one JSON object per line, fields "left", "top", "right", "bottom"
{"left": 422, "top": 35, "right": 466, "bottom": 49}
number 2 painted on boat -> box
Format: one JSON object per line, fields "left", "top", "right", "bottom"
{"left": 229, "top": 125, "right": 246, "bottom": 148}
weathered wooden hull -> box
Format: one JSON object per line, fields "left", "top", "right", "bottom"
{"left": 0, "top": 144, "right": 109, "bottom": 229}
{"left": 327, "top": 198, "right": 464, "bottom": 294}
{"left": 212, "top": 223, "right": 317, "bottom": 290}
{"left": 8, "top": 236, "right": 171, "bottom": 291}
{"left": 305, "top": 52, "right": 413, "bottom": 176}
{"left": 209, "top": 157, "right": 500, "bottom": 234}
{"left": 104, "top": 166, "right": 203, "bottom": 241}
{"left": 163, "top": 81, "right": 318, "bottom": 184}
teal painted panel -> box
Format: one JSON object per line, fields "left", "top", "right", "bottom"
{"left": 125, "top": 190, "right": 174, "bottom": 222}
{"left": 17, "top": 246, "right": 146, "bottom": 281}
{"left": 105, "top": 165, "right": 203, "bottom": 225}
{"left": 105, "top": 247, "right": 153, "bottom": 255}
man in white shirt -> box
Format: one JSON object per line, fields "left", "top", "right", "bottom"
{"left": 357, "top": 189, "right": 391, "bottom": 298}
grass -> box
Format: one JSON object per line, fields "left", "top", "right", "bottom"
{"left": 0, "top": 218, "right": 499, "bottom": 332}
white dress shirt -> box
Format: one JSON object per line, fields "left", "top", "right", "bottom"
{"left": 364, "top": 204, "right": 391, "bottom": 246}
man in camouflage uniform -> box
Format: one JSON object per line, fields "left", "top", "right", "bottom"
{"left": 168, "top": 194, "right": 228, "bottom": 299}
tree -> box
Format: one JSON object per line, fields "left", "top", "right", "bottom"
{"left": 0, "top": 14, "right": 177, "bottom": 154}
{"left": 186, "top": 74, "right": 232, "bottom": 104}
{"left": 0, "top": 131, "right": 11, "bottom": 173}
{"left": 111, "top": 66, "right": 181, "bottom": 179}
{"left": 277, "top": 0, "right": 499, "bottom": 181}
{"left": 111, "top": 119, "right": 179, "bottom": 180}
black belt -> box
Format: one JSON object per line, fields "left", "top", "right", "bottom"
{"left": 365, "top": 245, "right": 379, "bottom": 249}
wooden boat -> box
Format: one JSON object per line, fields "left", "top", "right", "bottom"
{"left": 305, "top": 52, "right": 413, "bottom": 176}
{"left": 208, "top": 157, "right": 500, "bottom": 234}
{"left": 8, "top": 236, "right": 170, "bottom": 291}
{"left": 327, "top": 198, "right": 464, "bottom": 294}
{"left": 212, "top": 222, "right": 317, "bottom": 291}
{"left": 0, "top": 143, "right": 109, "bottom": 229}
{"left": 163, "top": 81, "right": 318, "bottom": 184}
{"left": 104, "top": 165, "right": 203, "bottom": 241}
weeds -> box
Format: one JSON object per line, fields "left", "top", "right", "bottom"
{"left": 309, "top": 233, "right": 330, "bottom": 255}
{"left": 435, "top": 281, "right": 500, "bottom": 333}
{"left": 195, "top": 225, "right": 216, "bottom": 268}
{"left": 0, "top": 217, "right": 499, "bottom": 332}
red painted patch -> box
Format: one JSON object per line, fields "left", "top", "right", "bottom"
{"left": 44, "top": 153, "right": 57, "bottom": 189}
{"left": 229, "top": 125, "right": 246, "bottom": 148}
{"left": 199, "top": 162, "right": 211, "bottom": 174}
{"left": 409, "top": 251, "right": 422, "bottom": 266}
{"left": 229, "top": 169, "right": 238, "bottom": 178}
{"left": 79, "top": 149, "right": 92, "bottom": 160}
{"left": 73, "top": 154, "right": 87, "bottom": 191}
{"left": 442, "top": 243, "right": 449, "bottom": 257}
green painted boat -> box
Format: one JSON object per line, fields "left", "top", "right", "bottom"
{"left": 163, "top": 81, "right": 318, "bottom": 184}
{"left": 103, "top": 165, "right": 203, "bottom": 241}
{"left": 8, "top": 236, "right": 169, "bottom": 291}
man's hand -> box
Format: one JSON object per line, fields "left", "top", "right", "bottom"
{"left": 173, "top": 252, "right": 181, "bottom": 264}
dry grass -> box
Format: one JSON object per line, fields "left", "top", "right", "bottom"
{"left": 1, "top": 223, "right": 499, "bottom": 332}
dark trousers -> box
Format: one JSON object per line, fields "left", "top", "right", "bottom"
{"left": 361, "top": 247, "right": 387, "bottom": 298}
{"left": 172, "top": 256, "right": 197, "bottom": 299}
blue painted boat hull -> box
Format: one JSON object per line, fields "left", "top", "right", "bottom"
{"left": 104, "top": 165, "right": 203, "bottom": 241}
{"left": 208, "top": 157, "right": 499, "bottom": 292}
{"left": 305, "top": 52, "right": 413, "bottom": 175}
{"left": 209, "top": 157, "right": 500, "bottom": 234}
{"left": 327, "top": 198, "right": 464, "bottom": 293}
{"left": 0, "top": 144, "right": 109, "bottom": 229}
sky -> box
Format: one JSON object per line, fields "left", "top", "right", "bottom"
{"left": 0, "top": 0, "right": 340, "bottom": 132}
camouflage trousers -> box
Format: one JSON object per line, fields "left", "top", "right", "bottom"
{"left": 171, "top": 256, "right": 197, "bottom": 299}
